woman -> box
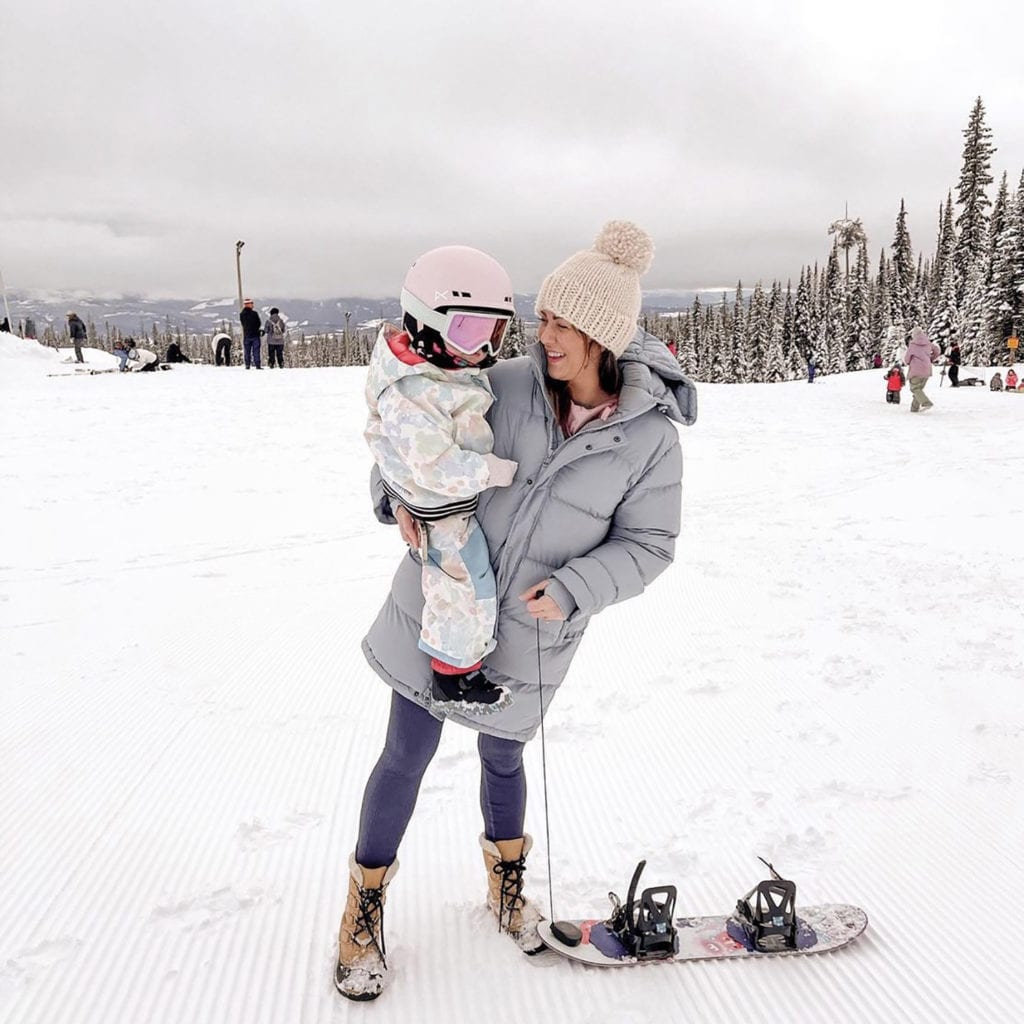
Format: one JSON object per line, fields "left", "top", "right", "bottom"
{"left": 904, "top": 326, "right": 940, "bottom": 412}
{"left": 335, "top": 221, "right": 697, "bottom": 1001}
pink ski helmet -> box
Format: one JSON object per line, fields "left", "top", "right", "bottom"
{"left": 400, "top": 245, "right": 515, "bottom": 366}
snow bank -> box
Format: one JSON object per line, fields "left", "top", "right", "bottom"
{"left": 0, "top": 332, "right": 119, "bottom": 378}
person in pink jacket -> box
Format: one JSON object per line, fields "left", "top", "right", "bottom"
{"left": 903, "top": 327, "right": 941, "bottom": 412}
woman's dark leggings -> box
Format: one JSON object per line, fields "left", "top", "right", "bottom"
{"left": 355, "top": 690, "right": 527, "bottom": 869}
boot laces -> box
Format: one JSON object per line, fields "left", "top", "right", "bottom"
{"left": 349, "top": 885, "right": 387, "bottom": 969}
{"left": 492, "top": 856, "right": 527, "bottom": 934}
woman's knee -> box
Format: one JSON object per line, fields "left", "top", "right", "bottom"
{"left": 379, "top": 692, "right": 443, "bottom": 776}
{"left": 478, "top": 732, "right": 525, "bottom": 777}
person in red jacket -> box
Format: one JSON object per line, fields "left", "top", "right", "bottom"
{"left": 885, "top": 365, "right": 905, "bottom": 404}
{"left": 1006, "top": 368, "right": 1019, "bottom": 391}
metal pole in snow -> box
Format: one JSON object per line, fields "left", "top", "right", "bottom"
{"left": 0, "top": 266, "right": 12, "bottom": 332}
{"left": 235, "top": 241, "right": 245, "bottom": 310}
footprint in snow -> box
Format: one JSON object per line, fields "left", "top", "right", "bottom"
{"left": 151, "top": 887, "right": 269, "bottom": 930}
{"left": 236, "top": 812, "right": 323, "bottom": 850}
{"left": 968, "top": 763, "right": 1011, "bottom": 785}
{"left": 1, "top": 937, "right": 82, "bottom": 985}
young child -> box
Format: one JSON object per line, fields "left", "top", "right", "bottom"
{"left": 885, "top": 365, "right": 905, "bottom": 404}
{"left": 365, "top": 246, "right": 518, "bottom": 713}
{"left": 990, "top": 371, "right": 1003, "bottom": 391}
{"left": 1006, "top": 368, "right": 1019, "bottom": 391}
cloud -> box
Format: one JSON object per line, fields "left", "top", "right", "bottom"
{"left": 2, "top": 0, "right": 1023, "bottom": 297}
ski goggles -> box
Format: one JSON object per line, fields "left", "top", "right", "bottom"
{"left": 400, "top": 288, "right": 512, "bottom": 357}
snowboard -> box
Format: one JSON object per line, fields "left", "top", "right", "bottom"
{"left": 538, "top": 903, "right": 868, "bottom": 966}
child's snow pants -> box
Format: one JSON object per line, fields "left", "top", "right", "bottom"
{"left": 417, "top": 513, "right": 496, "bottom": 668}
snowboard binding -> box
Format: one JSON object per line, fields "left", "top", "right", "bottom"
{"left": 730, "top": 857, "right": 798, "bottom": 952}
{"left": 605, "top": 860, "right": 679, "bottom": 960}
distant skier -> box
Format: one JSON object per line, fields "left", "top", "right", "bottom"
{"left": 212, "top": 331, "right": 232, "bottom": 366}
{"left": 807, "top": 353, "right": 817, "bottom": 383}
{"left": 885, "top": 365, "right": 905, "bottom": 404}
{"left": 66, "top": 311, "right": 87, "bottom": 363}
{"left": 947, "top": 341, "right": 962, "bottom": 387}
{"left": 871, "top": 352, "right": 882, "bottom": 369}
{"left": 240, "top": 299, "right": 262, "bottom": 369}
{"left": 903, "top": 327, "right": 940, "bottom": 412}
{"left": 265, "top": 307, "right": 287, "bottom": 368}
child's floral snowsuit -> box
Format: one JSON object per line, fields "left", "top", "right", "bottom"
{"left": 364, "top": 324, "right": 501, "bottom": 668}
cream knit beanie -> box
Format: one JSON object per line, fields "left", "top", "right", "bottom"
{"left": 535, "top": 220, "right": 654, "bottom": 357}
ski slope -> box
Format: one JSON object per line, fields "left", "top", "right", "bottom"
{"left": 2, "top": 333, "right": 1023, "bottom": 1023}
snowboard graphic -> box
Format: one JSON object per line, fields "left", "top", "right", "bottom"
{"left": 538, "top": 903, "right": 868, "bottom": 966}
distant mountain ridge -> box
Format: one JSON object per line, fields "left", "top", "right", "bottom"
{"left": 6, "top": 289, "right": 708, "bottom": 335}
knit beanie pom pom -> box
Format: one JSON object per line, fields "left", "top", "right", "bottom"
{"left": 593, "top": 220, "right": 654, "bottom": 274}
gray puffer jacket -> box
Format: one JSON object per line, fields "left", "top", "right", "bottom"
{"left": 361, "top": 329, "right": 697, "bottom": 742}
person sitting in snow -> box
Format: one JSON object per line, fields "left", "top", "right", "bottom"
{"left": 165, "top": 340, "right": 191, "bottom": 363}
{"left": 885, "top": 365, "right": 905, "bottom": 404}
{"left": 113, "top": 336, "right": 135, "bottom": 372}
{"left": 1005, "top": 368, "right": 1018, "bottom": 391}
{"left": 990, "top": 372, "right": 1003, "bottom": 391}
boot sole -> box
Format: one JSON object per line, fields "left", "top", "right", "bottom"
{"left": 426, "top": 690, "right": 514, "bottom": 716}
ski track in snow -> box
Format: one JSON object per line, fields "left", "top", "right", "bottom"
{"left": 2, "top": 341, "right": 1023, "bottom": 1023}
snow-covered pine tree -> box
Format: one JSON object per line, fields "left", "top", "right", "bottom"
{"left": 730, "top": 282, "right": 747, "bottom": 382}
{"left": 703, "top": 301, "right": 717, "bottom": 382}
{"left": 828, "top": 210, "right": 868, "bottom": 281}
{"left": 708, "top": 305, "right": 727, "bottom": 383}
{"left": 954, "top": 97, "right": 996, "bottom": 304}
{"left": 987, "top": 171, "right": 1023, "bottom": 352}
{"left": 870, "top": 249, "right": 891, "bottom": 346}
{"left": 781, "top": 280, "right": 796, "bottom": 376}
{"left": 847, "top": 239, "right": 870, "bottom": 369}
{"left": 764, "top": 310, "right": 786, "bottom": 383}
{"left": 677, "top": 312, "right": 697, "bottom": 376}
{"left": 748, "top": 281, "right": 769, "bottom": 380}
{"left": 931, "top": 194, "right": 956, "bottom": 310}
{"left": 959, "top": 262, "right": 990, "bottom": 365}
{"left": 891, "top": 200, "right": 916, "bottom": 334}
{"left": 690, "top": 295, "right": 704, "bottom": 376}
{"left": 794, "top": 267, "right": 813, "bottom": 360}
{"left": 929, "top": 239, "right": 959, "bottom": 353}
{"left": 916, "top": 253, "right": 930, "bottom": 329}
{"left": 501, "top": 314, "right": 527, "bottom": 357}
{"left": 822, "top": 243, "right": 846, "bottom": 373}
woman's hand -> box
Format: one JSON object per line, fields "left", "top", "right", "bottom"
{"left": 518, "top": 580, "right": 566, "bottom": 622}
{"left": 396, "top": 505, "right": 422, "bottom": 548}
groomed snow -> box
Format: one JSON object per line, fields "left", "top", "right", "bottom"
{"left": 2, "top": 332, "right": 1022, "bottom": 1023}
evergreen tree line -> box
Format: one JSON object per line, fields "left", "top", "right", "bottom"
{"left": 644, "top": 97, "right": 1024, "bottom": 383}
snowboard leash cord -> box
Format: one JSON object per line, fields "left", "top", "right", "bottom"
{"left": 535, "top": 599, "right": 557, "bottom": 925}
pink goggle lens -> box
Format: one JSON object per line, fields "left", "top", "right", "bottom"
{"left": 444, "top": 313, "right": 510, "bottom": 355}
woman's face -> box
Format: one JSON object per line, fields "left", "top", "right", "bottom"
{"left": 537, "top": 310, "right": 600, "bottom": 384}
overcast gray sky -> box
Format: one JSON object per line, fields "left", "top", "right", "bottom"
{"left": 2, "top": 0, "right": 1023, "bottom": 300}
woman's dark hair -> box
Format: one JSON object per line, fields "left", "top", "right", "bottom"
{"left": 546, "top": 342, "right": 622, "bottom": 430}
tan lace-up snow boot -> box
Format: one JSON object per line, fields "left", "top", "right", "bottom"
{"left": 334, "top": 855, "right": 398, "bottom": 1001}
{"left": 480, "top": 834, "right": 544, "bottom": 954}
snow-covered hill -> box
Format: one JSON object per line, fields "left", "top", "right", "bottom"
{"left": 2, "top": 331, "right": 1022, "bottom": 1023}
